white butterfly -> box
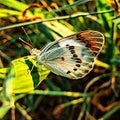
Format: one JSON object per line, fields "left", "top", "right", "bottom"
{"left": 30, "top": 30, "right": 104, "bottom": 79}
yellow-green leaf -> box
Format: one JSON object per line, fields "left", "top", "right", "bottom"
{"left": 3, "top": 56, "right": 50, "bottom": 97}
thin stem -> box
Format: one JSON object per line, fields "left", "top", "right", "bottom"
{"left": 0, "top": 10, "right": 114, "bottom": 31}
{"left": 11, "top": 97, "right": 15, "bottom": 120}
{"left": 11, "top": 106, "right": 15, "bottom": 120}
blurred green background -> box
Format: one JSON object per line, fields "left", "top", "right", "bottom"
{"left": 0, "top": 0, "right": 120, "bottom": 120}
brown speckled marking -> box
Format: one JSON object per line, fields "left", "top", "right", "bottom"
{"left": 76, "top": 58, "right": 82, "bottom": 61}
{"left": 76, "top": 33, "right": 81, "bottom": 38}
{"left": 73, "top": 68, "right": 77, "bottom": 71}
{"left": 66, "top": 44, "right": 69, "bottom": 46}
{"left": 82, "top": 40, "right": 89, "bottom": 44}
{"left": 73, "top": 54, "right": 78, "bottom": 57}
{"left": 66, "top": 71, "right": 71, "bottom": 74}
{"left": 76, "top": 64, "right": 80, "bottom": 67}
{"left": 69, "top": 46, "right": 75, "bottom": 49}
{"left": 76, "top": 58, "right": 82, "bottom": 63}
{"left": 61, "top": 57, "right": 65, "bottom": 61}
{"left": 89, "top": 64, "right": 93, "bottom": 68}
{"left": 85, "top": 43, "right": 91, "bottom": 48}
{"left": 85, "top": 70, "right": 89, "bottom": 73}
{"left": 76, "top": 34, "right": 84, "bottom": 40}
{"left": 70, "top": 50, "right": 75, "bottom": 54}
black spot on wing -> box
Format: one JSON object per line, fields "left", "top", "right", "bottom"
{"left": 76, "top": 64, "right": 81, "bottom": 67}
{"left": 69, "top": 46, "right": 75, "bottom": 49}
{"left": 70, "top": 50, "right": 75, "bottom": 54}
{"left": 66, "top": 71, "right": 71, "bottom": 74}
{"left": 73, "top": 68, "right": 77, "bottom": 71}
{"left": 73, "top": 54, "right": 78, "bottom": 57}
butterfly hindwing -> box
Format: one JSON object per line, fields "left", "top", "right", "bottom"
{"left": 41, "top": 46, "right": 95, "bottom": 79}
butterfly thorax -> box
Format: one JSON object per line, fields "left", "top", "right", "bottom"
{"left": 30, "top": 48, "right": 46, "bottom": 65}
{"left": 30, "top": 48, "right": 40, "bottom": 56}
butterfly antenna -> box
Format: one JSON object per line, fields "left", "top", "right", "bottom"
{"left": 19, "top": 37, "right": 33, "bottom": 49}
{"left": 21, "top": 27, "right": 33, "bottom": 45}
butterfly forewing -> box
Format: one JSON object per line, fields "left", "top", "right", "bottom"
{"left": 31, "top": 30, "right": 104, "bottom": 79}
{"left": 75, "top": 30, "right": 104, "bottom": 56}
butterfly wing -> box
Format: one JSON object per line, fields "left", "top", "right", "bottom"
{"left": 40, "top": 46, "right": 95, "bottom": 79}
{"left": 74, "top": 30, "right": 104, "bottom": 56}
{"left": 36, "top": 30, "right": 104, "bottom": 79}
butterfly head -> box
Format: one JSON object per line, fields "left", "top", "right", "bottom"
{"left": 30, "top": 48, "right": 40, "bottom": 57}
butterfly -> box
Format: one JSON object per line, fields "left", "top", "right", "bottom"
{"left": 29, "top": 30, "right": 104, "bottom": 79}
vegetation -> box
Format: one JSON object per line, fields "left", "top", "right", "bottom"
{"left": 0, "top": 0, "right": 120, "bottom": 120}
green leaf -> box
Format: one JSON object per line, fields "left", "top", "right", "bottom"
{"left": 3, "top": 56, "right": 50, "bottom": 97}
{"left": 99, "top": 105, "right": 120, "bottom": 120}
{"left": 0, "top": 68, "right": 10, "bottom": 82}
{"left": 51, "top": 0, "right": 91, "bottom": 12}
{"left": 0, "top": 0, "right": 29, "bottom": 11}
{"left": 113, "top": 16, "right": 120, "bottom": 29}
{"left": 96, "top": 0, "right": 114, "bottom": 31}
{"left": 44, "top": 79, "right": 61, "bottom": 91}
{"left": 37, "top": 23, "right": 55, "bottom": 41}
{"left": 0, "top": 104, "right": 11, "bottom": 119}
{"left": 111, "top": 56, "right": 120, "bottom": 66}
{"left": 0, "top": 93, "right": 11, "bottom": 119}
{"left": 0, "top": 0, "right": 32, "bottom": 17}
{"left": 0, "top": 9, "right": 21, "bottom": 17}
